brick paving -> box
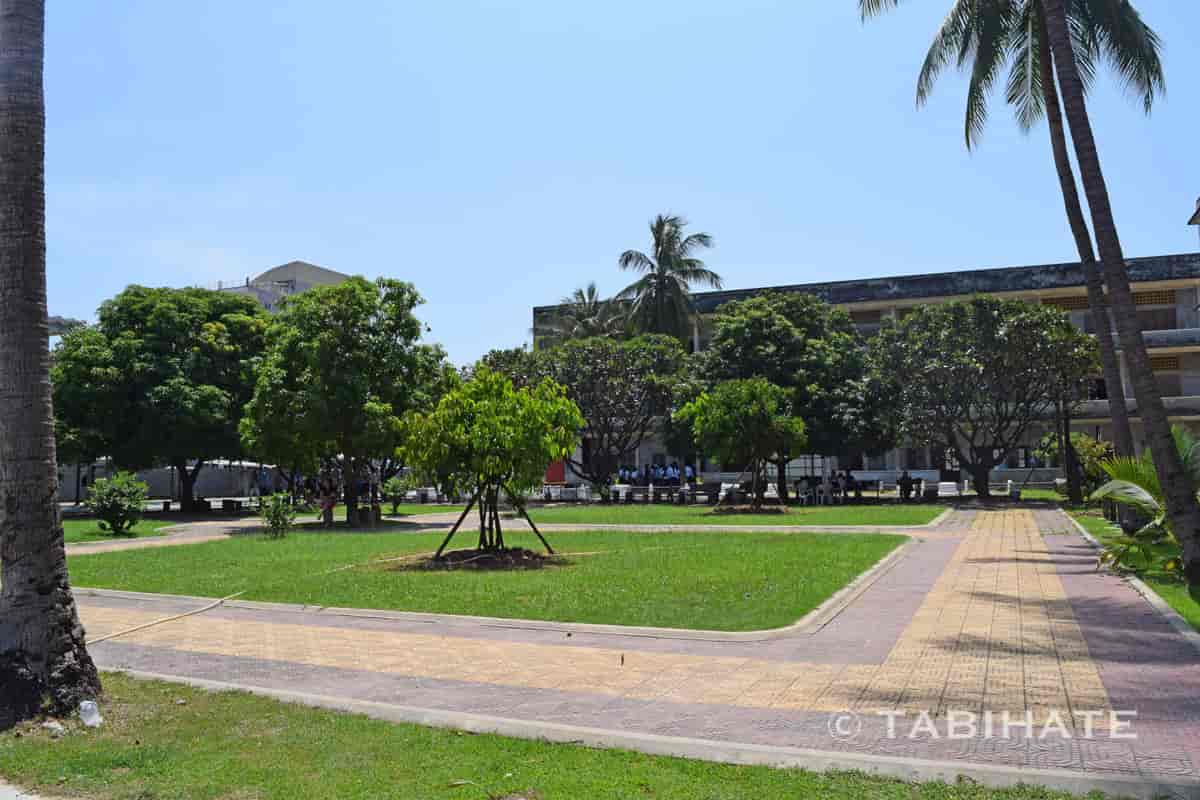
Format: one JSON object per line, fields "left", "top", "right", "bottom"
{"left": 75, "top": 508, "right": 1200, "bottom": 791}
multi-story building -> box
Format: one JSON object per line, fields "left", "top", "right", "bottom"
{"left": 533, "top": 251, "right": 1200, "bottom": 486}
{"left": 217, "top": 260, "right": 351, "bottom": 312}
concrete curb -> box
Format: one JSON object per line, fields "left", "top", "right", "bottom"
{"left": 75, "top": 537, "right": 918, "bottom": 643}
{"left": 1062, "top": 510, "right": 1200, "bottom": 658}
{"left": 114, "top": 669, "right": 1200, "bottom": 800}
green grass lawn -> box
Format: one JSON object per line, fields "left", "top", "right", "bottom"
{"left": 67, "top": 529, "right": 903, "bottom": 631}
{"left": 0, "top": 673, "right": 1093, "bottom": 800}
{"left": 526, "top": 503, "right": 943, "bottom": 527}
{"left": 1071, "top": 510, "right": 1200, "bottom": 632}
{"left": 62, "top": 517, "right": 175, "bottom": 545}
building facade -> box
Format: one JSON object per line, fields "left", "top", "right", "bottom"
{"left": 533, "top": 251, "right": 1200, "bottom": 487}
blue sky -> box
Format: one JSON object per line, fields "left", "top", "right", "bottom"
{"left": 46, "top": 1, "right": 1200, "bottom": 365}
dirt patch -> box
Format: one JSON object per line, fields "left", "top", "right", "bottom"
{"left": 709, "top": 505, "right": 789, "bottom": 516}
{"left": 394, "top": 548, "right": 571, "bottom": 572}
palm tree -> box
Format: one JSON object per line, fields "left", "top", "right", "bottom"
{"left": 862, "top": 0, "right": 1164, "bottom": 459}
{"left": 1041, "top": 0, "right": 1200, "bottom": 586}
{"left": 0, "top": 0, "right": 101, "bottom": 728}
{"left": 535, "top": 282, "right": 627, "bottom": 345}
{"left": 617, "top": 214, "right": 722, "bottom": 342}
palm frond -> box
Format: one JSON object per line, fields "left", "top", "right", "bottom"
{"left": 1004, "top": 0, "right": 1046, "bottom": 131}
{"left": 916, "top": 0, "right": 976, "bottom": 106}
{"left": 1090, "top": 478, "right": 1163, "bottom": 518}
{"left": 618, "top": 250, "right": 655, "bottom": 273}
{"left": 963, "top": 2, "right": 1015, "bottom": 149}
{"left": 859, "top": 0, "right": 906, "bottom": 21}
{"left": 1077, "top": 0, "right": 1164, "bottom": 113}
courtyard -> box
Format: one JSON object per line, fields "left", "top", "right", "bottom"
{"left": 3, "top": 504, "right": 1197, "bottom": 799}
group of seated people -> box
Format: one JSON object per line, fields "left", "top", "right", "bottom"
{"left": 617, "top": 463, "right": 696, "bottom": 486}
{"left": 793, "top": 471, "right": 860, "bottom": 504}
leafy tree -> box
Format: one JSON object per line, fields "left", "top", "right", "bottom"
{"left": 84, "top": 472, "right": 150, "bottom": 536}
{"left": 1035, "top": 430, "right": 1112, "bottom": 495}
{"left": 699, "top": 292, "right": 893, "bottom": 498}
{"left": 52, "top": 287, "right": 269, "bottom": 510}
{"left": 540, "top": 335, "right": 686, "bottom": 497}
{"left": 676, "top": 379, "right": 807, "bottom": 508}
{"left": 863, "top": 0, "right": 1166, "bottom": 462}
{"left": 240, "top": 277, "right": 448, "bottom": 525}
{"left": 0, "top": 0, "right": 102, "bottom": 728}
{"left": 471, "top": 346, "right": 542, "bottom": 389}
{"left": 617, "top": 214, "right": 722, "bottom": 340}
{"left": 534, "top": 283, "right": 626, "bottom": 346}
{"left": 401, "top": 367, "right": 583, "bottom": 557}
{"left": 869, "top": 297, "right": 1096, "bottom": 498}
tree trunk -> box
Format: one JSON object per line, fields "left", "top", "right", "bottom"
{"left": 1036, "top": 20, "right": 1134, "bottom": 458}
{"left": 1043, "top": 0, "right": 1200, "bottom": 586}
{"left": 174, "top": 459, "right": 204, "bottom": 512}
{"left": 775, "top": 458, "right": 788, "bottom": 503}
{"left": 1062, "top": 404, "right": 1083, "bottom": 505}
{"left": 343, "top": 462, "right": 358, "bottom": 527}
{"left": 0, "top": 0, "right": 101, "bottom": 729}
{"left": 971, "top": 463, "right": 991, "bottom": 498}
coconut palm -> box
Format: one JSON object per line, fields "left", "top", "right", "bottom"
{"left": 0, "top": 0, "right": 102, "bottom": 728}
{"left": 535, "top": 282, "right": 627, "bottom": 345}
{"left": 617, "top": 214, "right": 722, "bottom": 341}
{"left": 1040, "top": 0, "right": 1200, "bottom": 586}
{"left": 861, "top": 0, "right": 1165, "bottom": 459}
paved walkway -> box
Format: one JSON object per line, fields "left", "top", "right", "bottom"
{"left": 72, "top": 509, "right": 1200, "bottom": 796}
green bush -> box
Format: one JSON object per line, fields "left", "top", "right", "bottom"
{"left": 260, "top": 493, "right": 297, "bottom": 539}
{"left": 383, "top": 475, "right": 415, "bottom": 514}
{"left": 84, "top": 472, "right": 149, "bottom": 535}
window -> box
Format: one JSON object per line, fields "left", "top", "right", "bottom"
{"left": 1133, "top": 290, "right": 1176, "bottom": 306}
{"left": 1044, "top": 295, "right": 1089, "bottom": 310}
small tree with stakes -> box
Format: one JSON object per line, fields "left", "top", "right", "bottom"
{"left": 401, "top": 367, "right": 582, "bottom": 559}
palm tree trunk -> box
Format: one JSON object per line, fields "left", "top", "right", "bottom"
{"left": 1043, "top": 0, "right": 1200, "bottom": 585}
{"left": 1036, "top": 16, "right": 1133, "bottom": 458}
{"left": 0, "top": 0, "right": 101, "bottom": 729}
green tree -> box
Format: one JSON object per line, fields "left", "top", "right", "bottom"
{"left": 869, "top": 297, "right": 1096, "bottom": 498}
{"left": 617, "top": 214, "right": 722, "bottom": 340}
{"left": 676, "top": 379, "right": 807, "bottom": 508}
{"left": 540, "top": 335, "right": 686, "bottom": 497}
{"left": 401, "top": 367, "right": 583, "bottom": 557}
{"left": 0, "top": 0, "right": 102, "bottom": 729}
{"left": 862, "top": 0, "right": 1165, "bottom": 461}
{"left": 241, "top": 277, "right": 448, "bottom": 526}
{"left": 699, "top": 292, "right": 893, "bottom": 498}
{"left": 534, "top": 283, "right": 626, "bottom": 347}
{"left": 51, "top": 287, "right": 269, "bottom": 510}
{"left": 471, "top": 346, "right": 542, "bottom": 389}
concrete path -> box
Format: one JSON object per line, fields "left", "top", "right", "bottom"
{"left": 65, "top": 518, "right": 262, "bottom": 556}
{"left": 71, "top": 509, "right": 1200, "bottom": 798}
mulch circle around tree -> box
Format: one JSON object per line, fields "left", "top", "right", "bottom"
{"left": 399, "top": 548, "right": 570, "bottom": 572}
{"left": 709, "top": 505, "right": 789, "bottom": 515}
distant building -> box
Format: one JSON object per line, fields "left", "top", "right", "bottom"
{"left": 533, "top": 251, "right": 1200, "bottom": 486}
{"left": 218, "top": 260, "right": 351, "bottom": 312}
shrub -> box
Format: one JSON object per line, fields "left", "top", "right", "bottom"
{"left": 383, "top": 475, "right": 416, "bottom": 514}
{"left": 260, "top": 493, "right": 297, "bottom": 539}
{"left": 84, "top": 472, "right": 149, "bottom": 535}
